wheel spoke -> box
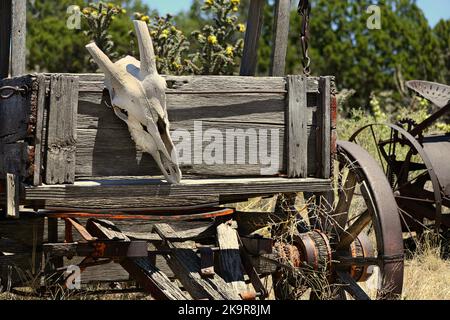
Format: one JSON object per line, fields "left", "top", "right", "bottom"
{"left": 370, "top": 125, "right": 386, "bottom": 173}
{"left": 335, "top": 256, "right": 380, "bottom": 267}
{"left": 333, "top": 171, "right": 358, "bottom": 229}
{"left": 336, "top": 271, "right": 370, "bottom": 300}
{"left": 337, "top": 209, "right": 371, "bottom": 250}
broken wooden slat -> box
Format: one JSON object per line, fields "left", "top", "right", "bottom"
{"left": 270, "top": 0, "right": 291, "bottom": 76}
{"left": 217, "top": 223, "right": 248, "bottom": 296}
{"left": 287, "top": 75, "right": 308, "bottom": 177}
{"left": 45, "top": 75, "right": 79, "bottom": 184}
{"left": 154, "top": 223, "right": 241, "bottom": 300}
{"left": 319, "top": 77, "right": 331, "bottom": 178}
{"left": 240, "top": 0, "right": 265, "bottom": 76}
{"left": 0, "top": 0, "right": 12, "bottom": 78}
{"left": 10, "top": 0, "right": 26, "bottom": 76}
{"left": 6, "top": 173, "right": 19, "bottom": 218}
{"left": 88, "top": 219, "right": 187, "bottom": 300}
{"left": 121, "top": 257, "right": 189, "bottom": 300}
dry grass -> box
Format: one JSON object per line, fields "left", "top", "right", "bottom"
{"left": 402, "top": 241, "right": 450, "bottom": 300}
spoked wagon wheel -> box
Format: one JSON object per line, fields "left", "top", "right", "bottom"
{"left": 349, "top": 123, "right": 446, "bottom": 238}
{"left": 271, "top": 141, "right": 404, "bottom": 300}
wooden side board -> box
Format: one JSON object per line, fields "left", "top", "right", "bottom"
{"left": 69, "top": 74, "right": 324, "bottom": 180}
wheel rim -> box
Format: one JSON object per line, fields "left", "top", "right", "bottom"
{"left": 350, "top": 123, "right": 443, "bottom": 236}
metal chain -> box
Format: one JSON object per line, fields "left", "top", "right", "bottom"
{"left": 298, "top": 0, "right": 312, "bottom": 76}
{"left": 0, "top": 85, "right": 29, "bottom": 99}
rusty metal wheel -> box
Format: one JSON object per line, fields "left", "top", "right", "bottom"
{"left": 271, "top": 141, "right": 404, "bottom": 300}
{"left": 350, "top": 123, "right": 449, "bottom": 238}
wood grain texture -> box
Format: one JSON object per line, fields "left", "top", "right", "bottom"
{"left": 33, "top": 75, "right": 47, "bottom": 186}
{"left": 10, "top": 0, "right": 26, "bottom": 76}
{"left": 287, "top": 75, "right": 308, "bottom": 177}
{"left": 6, "top": 173, "right": 19, "bottom": 218}
{"left": 45, "top": 75, "right": 79, "bottom": 184}
{"left": 240, "top": 0, "right": 265, "bottom": 76}
{"left": 154, "top": 223, "right": 241, "bottom": 300}
{"left": 217, "top": 223, "right": 247, "bottom": 295}
{"left": 25, "top": 177, "right": 332, "bottom": 200}
{"left": 86, "top": 218, "right": 187, "bottom": 300}
{"left": 71, "top": 74, "right": 320, "bottom": 180}
{"left": 0, "top": 0, "right": 12, "bottom": 78}
{"left": 270, "top": 0, "right": 291, "bottom": 76}
{"left": 318, "top": 77, "right": 331, "bottom": 178}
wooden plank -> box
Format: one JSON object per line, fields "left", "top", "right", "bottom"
{"left": 240, "top": 0, "right": 265, "bottom": 76}
{"left": 318, "top": 77, "right": 331, "bottom": 178}
{"left": 5, "top": 173, "right": 19, "bottom": 218}
{"left": 25, "top": 177, "right": 332, "bottom": 200}
{"left": 270, "top": 0, "right": 291, "bottom": 76}
{"left": 0, "top": 0, "right": 12, "bottom": 78}
{"left": 287, "top": 75, "right": 308, "bottom": 177}
{"left": 45, "top": 75, "right": 79, "bottom": 184}
{"left": 10, "top": 0, "right": 26, "bottom": 76}
{"left": 33, "top": 75, "right": 47, "bottom": 186}
{"left": 217, "top": 223, "right": 247, "bottom": 295}
{"left": 154, "top": 223, "right": 241, "bottom": 300}
{"left": 73, "top": 74, "right": 320, "bottom": 95}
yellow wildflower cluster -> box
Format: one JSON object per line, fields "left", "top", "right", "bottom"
{"left": 237, "top": 23, "right": 246, "bottom": 33}
{"left": 208, "top": 35, "right": 218, "bottom": 45}
{"left": 225, "top": 46, "right": 234, "bottom": 57}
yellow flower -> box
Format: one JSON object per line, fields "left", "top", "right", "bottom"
{"left": 91, "top": 10, "right": 98, "bottom": 18}
{"left": 230, "top": 0, "right": 240, "bottom": 6}
{"left": 161, "top": 29, "right": 170, "bottom": 39}
{"left": 150, "top": 30, "right": 158, "bottom": 37}
{"left": 107, "top": 3, "right": 114, "bottom": 9}
{"left": 101, "top": 10, "right": 107, "bottom": 16}
{"left": 237, "top": 23, "right": 246, "bottom": 32}
{"left": 82, "top": 8, "right": 91, "bottom": 15}
{"left": 207, "top": 35, "right": 218, "bottom": 45}
{"left": 121, "top": 9, "right": 127, "bottom": 14}
{"left": 171, "top": 26, "right": 177, "bottom": 32}
{"left": 225, "top": 46, "right": 234, "bottom": 56}
{"left": 141, "top": 15, "right": 150, "bottom": 23}
{"left": 205, "top": 0, "right": 214, "bottom": 5}
{"left": 232, "top": 6, "right": 238, "bottom": 12}
{"left": 172, "top": 62, "right": 182, "bottom": 70}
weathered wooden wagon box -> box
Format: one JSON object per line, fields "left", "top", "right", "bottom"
{"left": 0, "top": 73, "right": 335, "bottom": 214}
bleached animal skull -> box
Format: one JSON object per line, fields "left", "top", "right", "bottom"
{"left": 86, "top": 20, "right": 182, "bottom": 184}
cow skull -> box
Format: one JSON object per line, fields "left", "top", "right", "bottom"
{"left": 86, "top": 20, "right": 182, "bottom": 184}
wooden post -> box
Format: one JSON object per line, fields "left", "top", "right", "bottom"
{"left": 45, "top": 75, "right": 79, "bottom": 185}
{"left": 287, "top": 75, "right": 308, "bottom": 178}
{"left": 270, "top": 0, "right": 291, "bottom": 76}
{"left": 240, "top": 0, "right": 265, "bottom": 76}
{"left": 318, "top": 77, "right": 331, "bottom": 179}
{"left": 10, "top": 0, "right": 26, "bottom": 77}
{"left": 0, "top": 0, "right": 12, "bottom": 79}
{"left": 5, "top": 173, "right": 19, "bottom": 218}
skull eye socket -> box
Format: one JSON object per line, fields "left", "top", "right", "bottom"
{"left": 157, "top": 117, "right": 167, "bottom": 135}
